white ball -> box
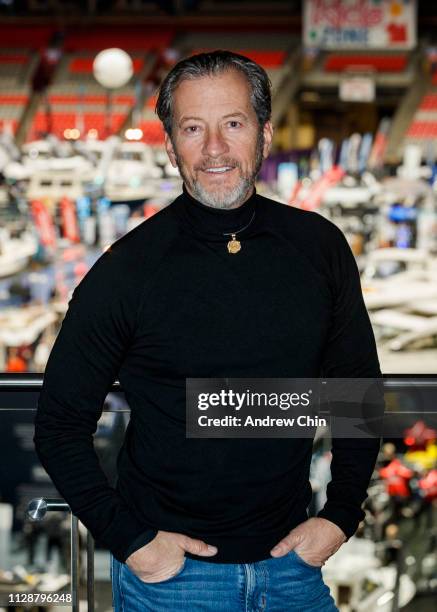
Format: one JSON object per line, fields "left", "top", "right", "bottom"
{"left": 93, "top": 48, "right": 133, "bottom": 89}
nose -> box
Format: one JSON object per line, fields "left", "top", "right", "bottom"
{"left": 202, "top": 127, "right": 229, "bottom": 158}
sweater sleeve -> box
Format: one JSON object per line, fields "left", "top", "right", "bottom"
{"left": 33, "top": 246, "right": 158, "bottom": 563}
{"left": 316, "top": 226, "right": 383, "bottom": 539}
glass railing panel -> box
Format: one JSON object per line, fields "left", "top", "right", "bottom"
{"left": 0, "top": 377, "right": 129, "bottom": 610}
{"left": 0, "top": 375, "right": 435, "bottom": 610}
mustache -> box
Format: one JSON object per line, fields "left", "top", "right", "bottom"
{"left": 195, "top": 159, "right": 241, "bottom": 171}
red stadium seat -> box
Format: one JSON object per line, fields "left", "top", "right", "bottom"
{"left": 191, "top": 49, "right": 286, "bottom": 68}
{"left": 138, "top": 120, "right": 165, "bottom": 145}
{"left": 419, "top": 94, "right": 437, "bottom": 110}
{"left": 48, "top": 94, "right": 135, "bottom": 105}
{"left": 0, "top": 95, "right": 28, "bottom": 104}
{"left": 31, "top": 111, "right": 126, "bottom": 138}
{"left": 406, "top": 121, "right": 437, "bottom": 138}
{"left": 0, "top": 55, "right": 28, "bottom": 64}
{"left": 69, "top": 57, "right": 144, "bottom": 74}
{"left": 64, "top": 29, "right": 173, "bottom": 52}
{"left": 324, "top": 54, "right": 407, "bottom": 72}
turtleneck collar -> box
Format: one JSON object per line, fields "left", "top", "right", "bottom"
{"left": 174, "top": 183, "right": 259, "bottom": 242}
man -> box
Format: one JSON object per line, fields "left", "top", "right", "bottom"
{"left": 34, "top": 51, "right": 382, "bottom": 611}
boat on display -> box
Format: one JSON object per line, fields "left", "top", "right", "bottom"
{"left": 4, "top": 137, "right": 94, "bottom": 182}
{"left": 105, "top": 140, "right": 172, "bottom": 205}
{"left": 357, "top": 248, "right": 437, "bottom": 371}
{"left": 0, "top": 303, "right": 58, "bottom": 371}
{"left": 362, "top": 249, "right": 437, "bottom": 312}
{"left": 3, "top": 134, "right": 181, "bottom": 207}
{"left": 0, "top": 226, "right": 39, "bottom": 278}
{"left": 25, "top": 171, "right": 91, "bottom": 201}
{"left": 377, "top": 344, "right": 437, "bottom": 374}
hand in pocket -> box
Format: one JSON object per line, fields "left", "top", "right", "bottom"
{"left": 126, "top": 530, "right": 217, "bottom": 583}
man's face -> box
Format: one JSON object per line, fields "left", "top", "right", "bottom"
{"left": 164, "top": 69, "right": 273, "bottom": 209}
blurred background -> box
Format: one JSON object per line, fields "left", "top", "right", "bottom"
{"left": 0, "top": 1, "right": 436, "bottom": 611}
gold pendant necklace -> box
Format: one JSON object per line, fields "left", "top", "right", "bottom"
{"left": 227, "top": 234, "right": 241, "bottom": 254}
{"left": 223, "top": 211, "right": 256, "bottom": 255}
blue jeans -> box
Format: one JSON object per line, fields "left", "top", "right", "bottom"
{"left": 111, "top": 551, "right": 338, "bottom": 611}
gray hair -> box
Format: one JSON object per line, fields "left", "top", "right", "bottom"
{"left": 155, "top": 50, "right": 272, "bottom": 137}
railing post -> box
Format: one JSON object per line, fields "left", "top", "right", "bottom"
{"left": 87, "top": 530, "right": 95, "bottom": 612}
{"left": 71, "top": 514, "right": 80, "bottom": 612}
{"left": 27, "top": 497, "right": 94, "bottom": 612}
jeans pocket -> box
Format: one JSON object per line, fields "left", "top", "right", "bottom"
{"left": 156, "top": 557, "right": 187, "bottom": 583}
{"left": 126, "top": 557, "right": 188, "bottom": 585}
{"left": 291, "top": 550, "right": 321, "bottom": 570}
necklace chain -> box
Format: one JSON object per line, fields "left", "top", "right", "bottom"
{"left": 222, "top": 211, "right": 256, "bottom": 237}
{"left": 222, "top": 210, "right": 256, "bottom": 255}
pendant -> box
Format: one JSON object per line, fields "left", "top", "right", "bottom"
{"left": 227, "top": 234, "right": 241, "bottom": 254}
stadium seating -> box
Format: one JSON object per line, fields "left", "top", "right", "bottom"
{"left": 324, "top": 54, "right": 408, "bottom": 73}
{"left": 0, "top": 50, "right": 33, "bottom": 134}
{"left": 405, "top": 89, "right": 437, "bottom": 142}
{"left": 19, "top": 26, "right": 174, "bottom": 142}
{"left": 32, "top": 111, "right": 127, "bottom": 136}
{"left": 0, "top": 26, "right": 292, "bottom": 146}
{"left": 27, "top": 49, "right": 149, "bottom": 141}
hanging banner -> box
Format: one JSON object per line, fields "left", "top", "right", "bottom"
{"left": 303, "top": 0, "right": 417, "bottom": 50}
{"left": 31, "top": 199, "right": 57, "bottom": 248}
{"left": 59, "top": 197, "right": 80, "bottom": 243}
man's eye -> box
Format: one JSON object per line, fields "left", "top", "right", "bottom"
{"left": 185, "top": 125, "right": 199, "bottom": 133}
{"left": 228, "top": 121, "right": 241, "bottom": 128}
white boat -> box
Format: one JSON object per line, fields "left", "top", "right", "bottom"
{"left": 0, "top": 304, "right": 58, "bottom": 346}
{"left": 362, "top": 248, "right": 437, "bottom": 310}
{"left": 362, "top": 247, "right": 432, "bottom": 280}
{"left": 370, "top": 310, "right": 437, "bottom": 334}
{"left": 4, "top": 138, "right": 94, "bottom": 182}
{"left": 406, "top": 299, "right": 437, "bottom": 316}
{"left": 105, "top": 141, "right": 163, "bottom": 204}
{"left": 322, "top": 184, "right": 377, "bottom": 208}
{"left": 358, "top": 248, "right": 437, "bottom": 371}
{"left": 3, "top": 134, "right": 180, "bottom": 207}
{"left": 0, "top": 303, "right": 59, "bottom": 371}
{"left": 26, "top": 171, "right": 89, "bottom": 201}
{"left": 0, "top": 227, "right": 38, "bottom": 278}
{"left": 374, "top": 324, "right": 437, "bottom": 374}
{"left": 364, "top": 280, "right": 437, "bottom": 310}
{"left": 386, "top": 319, "right": 437, "bottom": 352}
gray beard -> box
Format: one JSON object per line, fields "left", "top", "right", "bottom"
{"left": 174, "top": 131, "right": 265, "bottom": 210}
{"left": 190, "top": 174, "right": 253, "bottom": 210}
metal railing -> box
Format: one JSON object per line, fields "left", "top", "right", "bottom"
{"left": 0, "top": 374, "right": 106, "bottom": 611}
{"left": 26, "top": 498, "right": 94, "bottom": 612}
{"left": 1, "top": 371, "right": 437, "bottom": 390}
{"left": 1, "top": 372, "right": 436, "bottom": 612}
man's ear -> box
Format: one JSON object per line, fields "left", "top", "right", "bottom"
{"left": 165, "top": 133, "right": 178, "bottom": 168}
{"left": 262, "top": 121, "right": 274, "bottom": 159}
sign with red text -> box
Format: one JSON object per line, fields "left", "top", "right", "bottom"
{"left": 303, "top": 0, "right": 417, "bottom": 50}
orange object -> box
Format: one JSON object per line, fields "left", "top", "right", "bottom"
{"left": 6, "top": 355, "right": 27, "bottom": 372}
{"left": 59, "top": 197, "right": 80, "bottom": 243}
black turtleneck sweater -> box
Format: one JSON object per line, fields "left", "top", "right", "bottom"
{"left": 34, "top": 187, "right": 382, "bottom": 564}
